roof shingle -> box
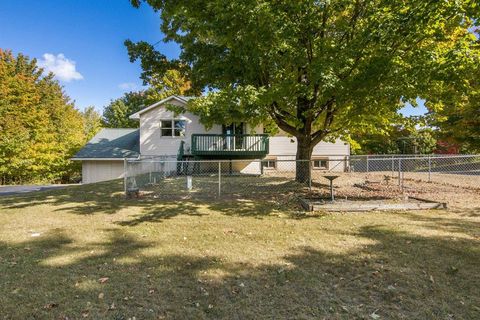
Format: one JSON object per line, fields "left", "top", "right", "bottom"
{"left": 72, "top": 128, "right": 140, "bottom": 159}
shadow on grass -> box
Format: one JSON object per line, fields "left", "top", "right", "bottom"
{"left": 401, "top": 211, "right": 480, "bottom": 238}
{"left": 1, "top": 223, "right": 479, "bottom": 319}
{"left": 0, "top": 179, "right": 312, "bottom": 223}
{"left": 1, "top": 178, "right": 478, "bottom": 226}
{"left": 0, "top": 180, "right": 128, "bottom": 215}
{"left": 117, "top": 202, "right": 207, "bottom": 226}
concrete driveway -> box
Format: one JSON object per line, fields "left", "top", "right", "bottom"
{"left": 0, "top": 184, "right": 76, "bottom": 196}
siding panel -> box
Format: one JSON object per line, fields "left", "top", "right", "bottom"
{"left": 139, "top": 100, "right": 222, "bottom": 156}
{"left": 82, "top": 160, "right": 125, "bottom": 184}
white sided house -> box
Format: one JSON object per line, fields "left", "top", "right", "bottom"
{"left": 73, "top": 95, "right": 350, "bottom": 183}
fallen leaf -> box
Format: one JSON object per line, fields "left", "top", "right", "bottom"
{"left": 98, "top": 292, "right": 104, "bottom": 299}
{"left": 43, "top": 302, "right": 58, "bottom": 310}
{"left": 98, "top": 277, "right": 109, "bottom": 284}
{"left": 446, "top": 266, "right": 459, "bottom": 275}
{"left": 370, "top": 311, "right": 380, "bottom": 319}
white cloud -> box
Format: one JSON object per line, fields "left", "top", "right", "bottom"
{"left": 118, "top": 82, "right": 138, "bottom": 91}
{"left": 38, "top": 53, "right": 83, "bottom": 82}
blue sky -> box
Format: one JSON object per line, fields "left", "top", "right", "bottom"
{"left": 1, "top": 1, "right": 427, "bottom": 116}
{"left": 0, "top": 0, "right": 180, "bottom": 111}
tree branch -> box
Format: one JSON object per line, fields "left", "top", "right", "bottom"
{"left": 268, "top": 103, "right": 301, "bottom": 137}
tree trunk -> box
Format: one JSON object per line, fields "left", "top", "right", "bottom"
{"left": 295, "top": 136, "right": 313, "bottom": 183}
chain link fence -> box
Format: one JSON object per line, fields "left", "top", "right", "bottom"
{"left": 124, "top": 154, "right": 480, "bottom": 200}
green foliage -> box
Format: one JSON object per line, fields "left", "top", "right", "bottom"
{"left": 425, "top": 52, "right": 480, "bottom": 153}
{"left": 102, "top": 69, "right": 195, "bottom": 128}
{"left": 127, "top": 0, "right": 479, "bottom": 161}
{"left": 102, "top": 91, "right": 149, "bottom": 128}
{"left": 145, "top": 69, "right": 197, "bottom": 102}
{"left": 354, "top": 126, "right": 437, "bottom": 155}
{"left": 0, "top": 49, "right": 85, "bottom": 184}
{"left": 82, "top": 106, "right": 102, "bottom": 141}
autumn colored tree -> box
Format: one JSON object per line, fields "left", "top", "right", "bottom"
{"left": 82, "top": 106, "right": 102, "bottom": 141}
{"left": 102, "top": 69, "right": 194, "bottom": 128}
{"left": 126, "top": 0, "right": 479, "bottom": 182}
{"left": 0, "top": 49, "right": 85, "bottom": 184}
{"left": 425, "top": 53, "right": 480, "bottom": 153}
{"left": 354, "top": 126, "right": 437, "bottom": 155}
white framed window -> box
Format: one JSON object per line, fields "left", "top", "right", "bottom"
{"left": 312, "top": 158, "right": 328, "bottom": 169}
{"left": 160, "top": 119, "right": 186, "bottom": 137}
{"left": 262, "top": 158, "right": 277, "bottom": 169}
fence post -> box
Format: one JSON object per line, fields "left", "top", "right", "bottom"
{"left": 398, "top": 158, "right": 402, "bottom": 187}
{"left": 366, "top": 155, "right": 369, "bottom": 173}
{"left": 391, "top": 156, "right": 394, "bottom": 177}
{"left": 428, "top": 155, "right": 432, "bottom": 182}
{"left": 218, "top": 161, "right": 221, "bottom": 197}
{"left": 123, "top": 158, "right": 127, "bottom": 197}
{"left": 308, "top": 160, "right": 312, "bottom": 191}
{"left": 149, "top": 161, "right": 152, "bottom": 184}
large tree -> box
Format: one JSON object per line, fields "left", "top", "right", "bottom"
{"left": 126, "top": 0, "right": 479, "bottom": 181}
{"left": 0, "top": 49, "right": 85, "bottom": 184}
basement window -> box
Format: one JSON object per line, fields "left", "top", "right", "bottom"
{"left": 312, "top": 158, "right": 328, "bottom": 170}
{"left": 262, "top": 158, "right": 277, "bottom": 169}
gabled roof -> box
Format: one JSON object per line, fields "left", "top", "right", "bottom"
{"left": 129, "top": 95, "right": 196, "bottom": 120}
{"left": 72, "top": 128, "right": 140, "bottom": 160}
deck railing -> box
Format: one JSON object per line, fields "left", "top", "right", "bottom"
{"left": 191, "top": 134, "right": 269, "bottom": 157}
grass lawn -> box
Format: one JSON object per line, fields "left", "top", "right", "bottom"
{"left": 0, "top": 180, "right": 479, "bottom": 319}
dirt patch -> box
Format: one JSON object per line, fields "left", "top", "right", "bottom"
{"left": 299, "top": 197, "right": 447, "bottom": 212}
{"left": 323, "top": 172, "right": 480, "bottom": 210}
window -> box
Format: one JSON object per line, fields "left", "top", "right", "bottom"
{"left": 262, "top": 159, "right": 276, "bottom": 169}
{"left": 174, "top": 120, "right": 186, "bottom": 137}
{"left": 312, "top": 158, "right": 328, "bottom": 169}
{"left": 161, "top": 120, "right": 186, "bottom": 137}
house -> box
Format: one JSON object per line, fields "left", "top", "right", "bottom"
{"left": 73, "top": 95, "right": 350, "bottom": 183}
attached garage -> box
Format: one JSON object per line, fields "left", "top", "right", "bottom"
{"left": 80, "top": 160, "right": 126, "bottom": 184}
{"left": 72, "top": 128, "right": 140, "bottom": 184}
